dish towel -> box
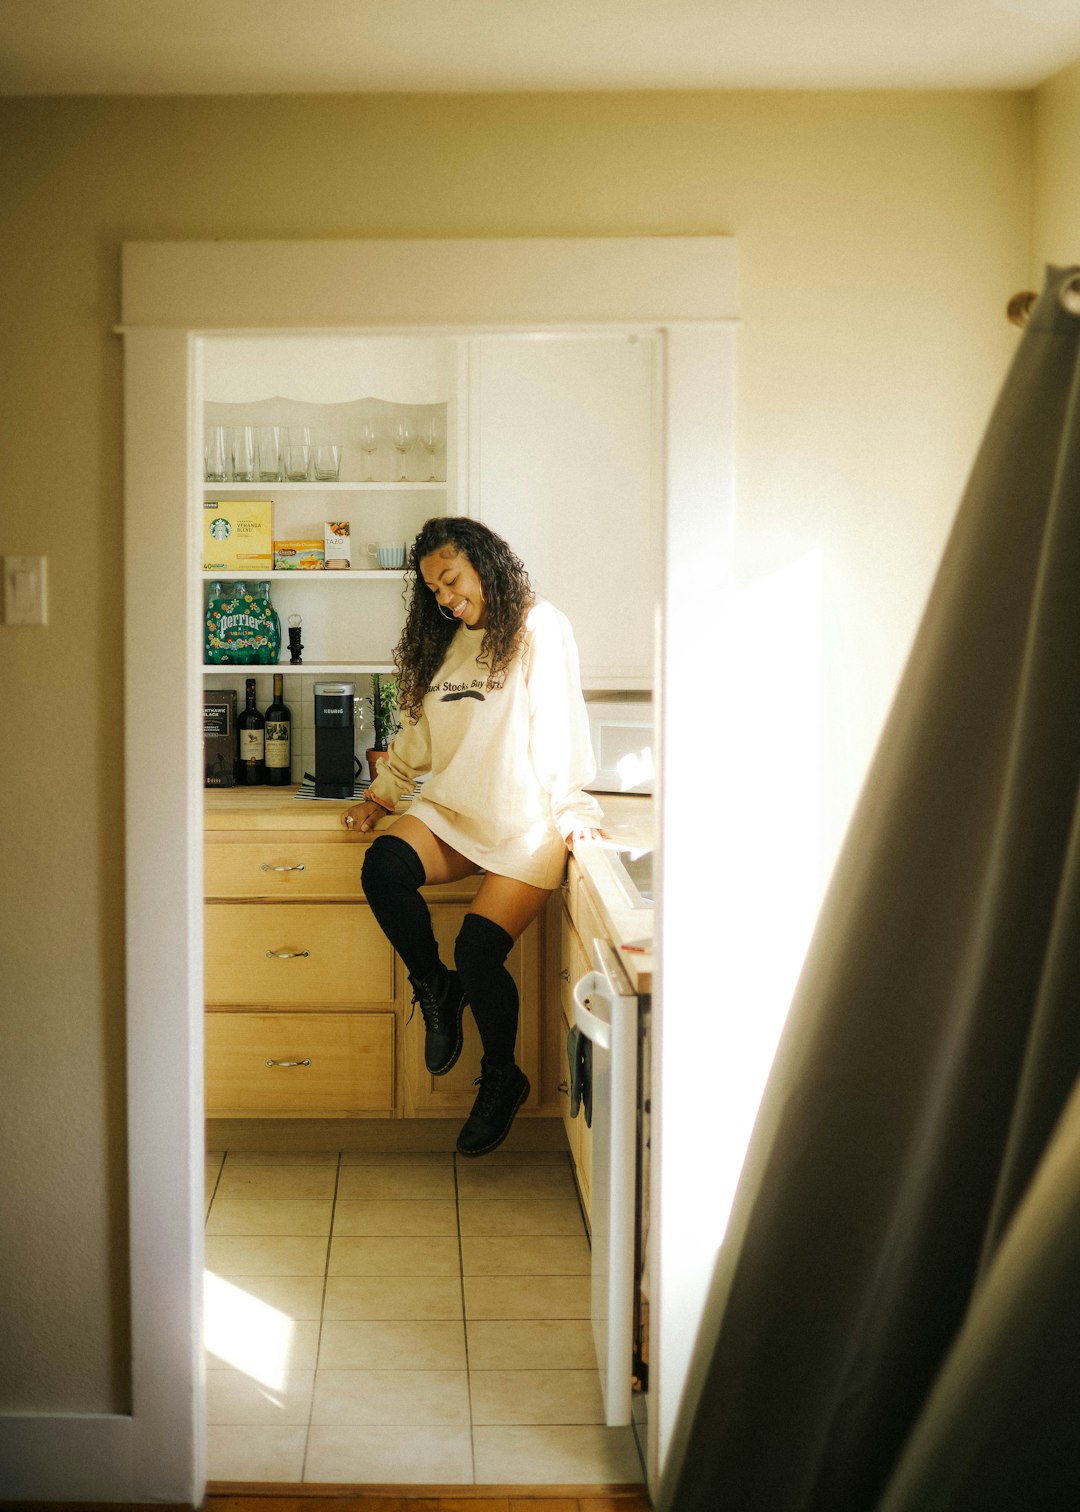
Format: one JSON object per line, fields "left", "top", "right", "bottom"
{"left": 566, "top": 1024, "right": 593, "bottom": 1128}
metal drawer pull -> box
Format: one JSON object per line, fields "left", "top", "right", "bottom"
{"left": 265, "top": 1058, "right": 311, "bottom": 1068}
{"left": 264, "top": 949, "right": 310, "bottom": 959}
{"left": 558, "top": 1080, "right": 570, "bottom": 1095}
{"left": 560, "top": 968, "right": 571, "bottom": 982}
{"left": 261, "top": 862, "right": 306, "bottom": 872}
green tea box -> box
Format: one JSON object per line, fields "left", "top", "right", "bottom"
{"left": 203, "top": 500, "right": 273, "bottom": 572}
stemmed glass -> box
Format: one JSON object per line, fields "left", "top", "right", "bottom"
{"left": 358, "top": 419, "right": 379, "bottom": 482}
{"left": 419, "top": 415, "right": 444, "bottom": 480}
{"left": 391, "top": 417, "right": 413, "bottom": 481}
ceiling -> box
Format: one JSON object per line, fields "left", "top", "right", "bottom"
{"left": 2, "top": 0, "right": 1080, "bottom": 96}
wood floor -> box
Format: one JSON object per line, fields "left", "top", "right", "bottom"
{"left": 5, "top": 1489, "right": 651, "bottom": 1512}
{"left": 205, "top": 1489, "right": 650, "bottom": 1510}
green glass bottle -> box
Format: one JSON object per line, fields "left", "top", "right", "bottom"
{"left": 204, "top": 579, "right": 226, "bottom": 665}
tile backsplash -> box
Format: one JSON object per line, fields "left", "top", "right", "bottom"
{"left": 203, "top": 672, "right": 383, "bottom": 787}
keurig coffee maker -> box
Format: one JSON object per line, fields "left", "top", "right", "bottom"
{"left": 314, "top": 681, "right": 356, "bottom": 798}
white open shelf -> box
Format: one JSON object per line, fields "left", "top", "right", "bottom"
{"left": 204, "top": 480, "right": 443, "bottom": 492}
{"left": 201, "top": 570, "right": 407, "bottom": 581}
{"left": 203, "top": 661, "right": 396, "bottom": 676}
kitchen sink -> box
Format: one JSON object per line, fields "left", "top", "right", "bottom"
{"left": 607, "top": 846, "right": 654, "bottom": 908}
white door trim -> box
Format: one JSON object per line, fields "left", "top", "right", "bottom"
{"left": 106, "top": 238, "right": 738, "bottom": 1505}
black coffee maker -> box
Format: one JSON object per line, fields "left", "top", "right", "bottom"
{"left": 314, "top": 681, "right": 356, "bottom": 798}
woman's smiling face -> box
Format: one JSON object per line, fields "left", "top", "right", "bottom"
{"left": 420, "top": 545, "right": 488, "bottom": 628}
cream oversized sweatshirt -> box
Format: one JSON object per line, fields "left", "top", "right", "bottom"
{"left": 367, "top": 599, "right": 604, "bottom": 889}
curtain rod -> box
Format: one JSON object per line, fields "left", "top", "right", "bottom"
{"left": 1007, "top": 275, "right": 1080, "bottom": 328}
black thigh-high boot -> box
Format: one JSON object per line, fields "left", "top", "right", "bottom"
{"left": 454, "top": 912, "right": 530, "bottom": 1156}
{"left": 360, "top": 834, "right": 466, "bottom": 1075}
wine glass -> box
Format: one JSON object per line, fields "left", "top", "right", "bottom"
{"left": 391, "top": 416, "right": 413, "bottom": 481}
{"left": 419, "top": 414, "right": 444, "bottom": 480}
{"left": 358, "top": 419, "right": 379, "bottom": 481}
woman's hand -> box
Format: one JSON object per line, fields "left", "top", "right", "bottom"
{"left": 340, "top": 799, "right": 389, "bottom": 834}
{"left": 565, "top": 824, "right": 608, "bottom": 852}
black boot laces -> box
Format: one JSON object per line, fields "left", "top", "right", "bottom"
{"left": 407, "top": 973, "right": 445, "bottom": 1033}
{"left": 470, "top": 1062, "right": 516, "bottom": 1122}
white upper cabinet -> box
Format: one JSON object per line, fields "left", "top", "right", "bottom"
{"left": 467, "top": 334, "right": 658, "bottom": 688}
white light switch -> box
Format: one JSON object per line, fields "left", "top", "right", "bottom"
{"left": 3, "top": 555, "right": 48, "bottom": 626}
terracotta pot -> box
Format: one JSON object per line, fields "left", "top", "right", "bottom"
{"left": 366, "top": 748, "right": 390, "bottom": 783}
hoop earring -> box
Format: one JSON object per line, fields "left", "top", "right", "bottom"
{"left": 436, "top": 601, "right": 457, "bottom": 621}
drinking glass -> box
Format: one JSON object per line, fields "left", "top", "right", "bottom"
{"left": 283, "top": 443, "right": 311, "bottom": 481}
{"left": 391, "top": 417, "right": 413, "bottom": 481}
{"left": 314, "top": 443, "right": 342, "bottom": 482}
{"left": 204, "top": 425, "right": 227, "bottom": 482}
{"left": 358, "top": 419, "right": 379, "bottom": 481}
{"left": 419, "top": 414, "right": 444, "bottom": 480}
{"left": 255, "top": 425, "right": 283, "bottom": 482}
{"left": 229, "top": 425, "right": 255, "bottom": 482}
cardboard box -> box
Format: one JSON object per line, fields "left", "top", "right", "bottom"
{"left": 274, "top": 540, "right": 324, "bottom": 569}
{"left": 203, "top": 689, "right": 238, "bottom": 787}
{"left": 324, "top": 520, "right": 351, "bottom": 570}
{"left": 203, "top": 500, "right": 273, "bottom": 573}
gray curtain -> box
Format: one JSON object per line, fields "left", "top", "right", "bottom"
{"left": 658, "top": 264, "right": 1080, "bottom": 1512}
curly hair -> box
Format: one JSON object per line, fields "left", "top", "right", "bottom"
{"left": 393, "top": 516, "right": 534, "bottom": 721}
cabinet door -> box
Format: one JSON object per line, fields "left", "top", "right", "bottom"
{"left": 404, "top": 904, "right": 540, "bottom": 1116}
{"left": 469, "top": 335, "right": 657, "bottom": 685}
{"left": 205, "top": 902, "right": 395, "bottom": 1005}
{"left": 205, "top": 1011, "right": 394, "bottom": 1116}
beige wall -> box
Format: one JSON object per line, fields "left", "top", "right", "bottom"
{"left": 0, "top": 89, "right": 1032, "bottom": 1414}
{"left": 1034, "top": 57, "right": 1080, "bottom": 271}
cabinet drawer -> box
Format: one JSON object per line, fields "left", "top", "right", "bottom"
{"left": 206, "top": 1012, "right": 394, "bottom": 1115}
{"left": 558, "top": 1008, "right": 582, "bottom": 1167}
{"left": 206, "top": 839, "right": 363, "bottom": 899}
{"left": 560, "top": 905, "right": 589, "bottom": 1024}
{"left": 205, "top": 903, "right": 394, "bottom": 1006}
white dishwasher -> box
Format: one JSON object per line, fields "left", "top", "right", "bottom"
{"left": 573, "top": 937, "right": 638, "bottom": 1426}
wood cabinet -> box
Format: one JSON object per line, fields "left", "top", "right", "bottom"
{"left": 468, "top": 333, "right": 658, "bottom": 689}
{"left": 203, "top": 790, "right": 548, "bottom": 1121}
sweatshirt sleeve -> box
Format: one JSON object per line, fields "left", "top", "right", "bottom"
{"left": 525, "top": 602, "right": 604, "bottom": 838}
{"left": 366, "top": 710, "right": 432, "bottom": 809}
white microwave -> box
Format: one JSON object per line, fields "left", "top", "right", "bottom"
{"left": 584, "top": 693, "right": 654, "bottom": 795}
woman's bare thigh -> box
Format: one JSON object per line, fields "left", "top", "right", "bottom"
{"left": 383, "top": 815, "right": 480, "bottom": 886}
{"left": 470, "top": 871, "right": 553, "bottom": 942}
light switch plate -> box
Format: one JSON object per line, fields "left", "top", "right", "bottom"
{"left": 3, "top": 555, "right": 48, "bottom": 625}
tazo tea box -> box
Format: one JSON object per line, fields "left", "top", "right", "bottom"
{"left": 203, "top": 500, "right": 273, "bottom": 572}
{"left": 324, "top": 520, "right": 351, "bottom": 570}
{"left": 274, "top": 540, "right": 324, "bottom": 570}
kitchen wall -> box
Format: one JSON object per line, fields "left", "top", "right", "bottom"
{"left": 1033, "top": 55, "right": 1080, "bottom": 269}
{"left": 0, "top": 88, "right": 1033, "bottom": 1420}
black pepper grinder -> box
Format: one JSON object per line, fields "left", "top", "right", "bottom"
{"left": 287, "top": 613, "right": 304, "bottom": 665}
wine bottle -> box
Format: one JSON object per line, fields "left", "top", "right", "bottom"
{"left": 238, "top": 677, "right": 265, "bottom": 784}
{"left": 264, "top": 673, "right": 291, "bottom": 786}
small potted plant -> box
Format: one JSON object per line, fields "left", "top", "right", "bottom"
{"left": 366, "top": 673, "right": 399, "bottom": 783}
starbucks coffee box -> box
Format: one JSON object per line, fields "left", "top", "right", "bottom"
{"left": 203, "top": 500, "right": 273, "bottom": 572}
{"left": 203, "top": 689, "right": 238, "bottom": 787}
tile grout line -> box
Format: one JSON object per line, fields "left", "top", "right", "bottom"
{"left": 299, "top": 1148, "right": 341, "bottom": 1485}
{"left": 454, "top": 1151, "right": 479, "bottom": 1486}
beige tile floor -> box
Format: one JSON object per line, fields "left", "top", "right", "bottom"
{"left": 204, "top": 1148, "right": 644, "bottom": 1486}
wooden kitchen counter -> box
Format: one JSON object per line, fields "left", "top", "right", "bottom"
{"left": 205, "top": 784, "right": 394, "bottom": 832}
{"left": 204, "top": 785, "right": 655, "bottom": 990}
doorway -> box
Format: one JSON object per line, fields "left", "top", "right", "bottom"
{"left": 120, "top": 236, "right": 740, "bottom": 1505}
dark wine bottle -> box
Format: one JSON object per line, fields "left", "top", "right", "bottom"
{"left": 264, "top": 672, "right": 291, "bottom": 786}
{"left": 238, "top": 677, "right": 265, "bottom": 784}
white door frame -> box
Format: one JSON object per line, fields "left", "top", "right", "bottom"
{"left": 107, "top": 239, "right": 737, "bottom": 1505}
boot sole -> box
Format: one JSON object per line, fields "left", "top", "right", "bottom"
{"left": 456, "top": 1073, "right": 530, "bottom": 1158}
{"left": 427, "top": 992, "right": 467, "bottom": 1077}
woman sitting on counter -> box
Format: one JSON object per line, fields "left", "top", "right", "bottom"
{"left": 341, "top": 516, "right": 605, "bottom": 1156}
